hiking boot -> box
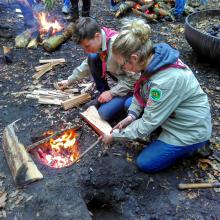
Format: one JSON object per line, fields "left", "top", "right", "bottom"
{"left": 195, "top": 141, "right": 213, "bottom": 158}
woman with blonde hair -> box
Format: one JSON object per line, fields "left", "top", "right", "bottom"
{"left": 101, "top": 18, "right": 212, "bottom": 173}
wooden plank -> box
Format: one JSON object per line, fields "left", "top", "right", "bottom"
{"left": 62, "top": 93, "right": 91, "bottom": 110}
{"left": 80, "top": 106, "right": 112, "bottom": 135}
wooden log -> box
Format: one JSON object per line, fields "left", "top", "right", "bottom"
{"left": 178, "top": 182, "right": 220, "bottom": 190}
{"left": 115, "top": 1, "right": 136, "bottom": 17}
{"left": 62, "top": 93, "right": 91, "bottom": 110}
{"left": 15, "top": 29, "right": 34, "bottom": 48}
{"left": 2, "top": 121, "right": 43, "bottom": 186}
{"left": 80, "top": 106, "right": 112, "bottom": 135}
{"left": 42, "top": 23, "right": 74, "bottom": 52}
{"left": 26, "top": 126, "right": 81, "bottom": 152}
{"left": 39, "top": 58, "right": 66, "bottom": 64}
{"left": 3, "top": 46, "right": 13, "bottom": 63}
{"left": 132, "top": 8, "right": 158, "bottom": 22}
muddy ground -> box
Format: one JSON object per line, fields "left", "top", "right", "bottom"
{"left": 0, "top": 0, "right": 220, "bottom": 219}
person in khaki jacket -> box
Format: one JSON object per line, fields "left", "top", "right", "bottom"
{"left": 58, "top": 17, "right": 139, "bottom": 121}
{"left": 101, "top": 18, "right": 212, "bottom": 173}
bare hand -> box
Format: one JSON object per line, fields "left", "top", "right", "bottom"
{"left": 57, "top": 80, "right": 69, "bottom": 90}
{"left": 98, "top": 91, "right": 113, "bottom": 103}
{"left": 111, "top": 115, "right": 134, "bottom": 132}
{"left": 100, "top": 134, "right": 113, "bottom": 145}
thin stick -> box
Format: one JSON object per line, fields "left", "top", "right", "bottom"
{"left": 26, "top": 126, "right": 81, "bottom": 152}
{"left": 178, "top": 182, "right": 220, "bottom": 190}
{"left": 72, "top": 139, "right": 100, "bottom": 165}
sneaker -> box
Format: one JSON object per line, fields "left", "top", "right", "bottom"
{"left": 62, "top": 5, "right": 70, "bottom": 14}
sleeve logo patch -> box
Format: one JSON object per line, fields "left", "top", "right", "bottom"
{"left": 150, "top": 88, "right": 162, "bottom": 101}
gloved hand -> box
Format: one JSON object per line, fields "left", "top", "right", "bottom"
{"left": 111, "top": 115, "right": 134, "bottom": 132}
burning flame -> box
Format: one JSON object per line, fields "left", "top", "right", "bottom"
{"left": 35, "top": 129, "right": 80, "bottom": 168}
{"left": 37, "top": 12, "right": 63, "bottom": 34}
{"left": 135, "top": 4, "right": 141, "bottom": 9}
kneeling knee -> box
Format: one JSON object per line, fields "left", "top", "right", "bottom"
{"left": 98, "top": 109, "right": 111, "bottom": 121}
{"left": 136, "top": 156, "right": 160, "bottom": 174}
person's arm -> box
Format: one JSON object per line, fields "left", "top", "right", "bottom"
{"left": 68, "top": 58, "right": 91, "bottom": 85}
{"left": 112, "top": 79, "right": 183, "bottom": 141}
{"left": 110, "top": 72, "right": 140, "bottom": 97}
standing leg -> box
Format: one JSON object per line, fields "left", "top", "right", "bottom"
{"left": 62, "top": 0, "right": 71, "bottom": 14}
{"left": 69, "top": 0, "right": 79, "bottom": 21}
{"left": 81, "top": 0, "right": 91, "bottom": 17}
{"left": 173, "top": 0, "right": 185, "bottom": 16}
{"left": 88, "top": 53, "right": 109, "bottom": 93}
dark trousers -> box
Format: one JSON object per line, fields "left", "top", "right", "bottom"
{"left": 70, "top": 0, "right": 91, "bottom": 18}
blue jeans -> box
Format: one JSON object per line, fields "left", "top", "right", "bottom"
{"left": 63, "top": 0, "right": 70, "bottom": 7}
{"left": 88, "top": 53, "right": 132, "bottom": 121}
{"left": 137, "top": 140, "right": 209, "bottom": 173}
{"left": 174, "top": 0, "right": 186, "bottom": 15}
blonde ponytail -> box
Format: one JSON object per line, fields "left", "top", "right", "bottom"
{"left": 112, "top": 18, "right": 153, "bottom": 64}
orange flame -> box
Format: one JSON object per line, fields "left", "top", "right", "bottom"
{"left": 135, "top": 4, "right": 141, "bottom": 9}
{"left": 37, "top": 12, "right": 63, "bottom": 34}
{"left": 35, "top": 129, "right": 80, "bottom": 168}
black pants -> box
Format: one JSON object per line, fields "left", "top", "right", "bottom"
{"left": 70, "top": 0, "right": 91, "bottom": 18}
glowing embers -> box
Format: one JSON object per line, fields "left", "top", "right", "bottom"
{"left": 34, "top": 129, "right": 80, "bottom": 168}
{"left": 36, "top": 12, "right": 64, "bottom": 35}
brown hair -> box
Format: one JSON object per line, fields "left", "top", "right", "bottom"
{"left": 112, "top": 18, "right": 153, "bottom": 65}
{"left": 72, "top": 17, "right": 101, "bottom": 44}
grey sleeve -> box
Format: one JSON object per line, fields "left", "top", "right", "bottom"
{"left": 68, "top": 59, "right": 91, "bottom": 85}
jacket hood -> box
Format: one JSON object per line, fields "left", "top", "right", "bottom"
{"left": 146, "top": 43, "right": 180, "bottom": 73}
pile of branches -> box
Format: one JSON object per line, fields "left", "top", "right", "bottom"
{"left": 114, "top": 0, "right": 175, "bottom": 22}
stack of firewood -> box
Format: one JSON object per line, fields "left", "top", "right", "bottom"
{"left": 114, "top": 0, "right": 175, "bottom": 21}
{"left": 26, "top": 88, "right": 91, "bottom": 110}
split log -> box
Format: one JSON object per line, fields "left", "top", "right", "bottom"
{"left": 62, "top": 93, "right": 91, "bottom": 110}
{"left": 132, "top": 8, "right": 158, "bottom": 22}
{"left": 80, "top": 83, "right": 94, "bottom": 93}
{"left": 26, "top": 126, "right": 81, "bottom": 152}
{"left": 3, "top": 46, "right": 13, "bottom": 63}
{"left": 33, "top": 60, "right": 63, "bottom": 80}
{"left": 3, "top": 120, "right": 43, "bottom": 186}
{"left": 42, "top": 23, "right": 74, "bottom": 52}
{"left": 115, "top": 1, "right": 136, "bottom": 17}
{"left": 15, "top": 28, "right": 34, "bottom": 48}
{"left": 39, "top": 58, "right": 66, "bottom": 64}
{"left": 38, "top": 97, "right": 62, "bottom": 105}
{"left": 27, "top": 38, "right": 38, "bottom": 49}
{"left": 80, "top": 106, "right": 112, "bottom": 135}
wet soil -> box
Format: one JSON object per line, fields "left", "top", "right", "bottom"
{"left": 0, "top": 0, "right": 220, "bottom": 219}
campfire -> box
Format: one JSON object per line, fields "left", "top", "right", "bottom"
{"left": 15, "top": 10, "right": 73, "bottom": 52}
{"left": 33, "top": 128, "right": 80, "bottom": 168}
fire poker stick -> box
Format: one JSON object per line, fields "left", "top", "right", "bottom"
{"left": 178, "top": 182, "right": 220, "bottom": 190}
{"left": 72, "top": 139, "right": 100, "bottom": 165}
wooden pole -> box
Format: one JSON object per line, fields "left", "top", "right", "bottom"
{"left": 26, "top": 126, "right": 81, "bottom": 152}
{"left": 178, "top": 182, "right": 220, "bottom": 190}
{"left": 72, "top": 139, "right": 100, "bottom": 165}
